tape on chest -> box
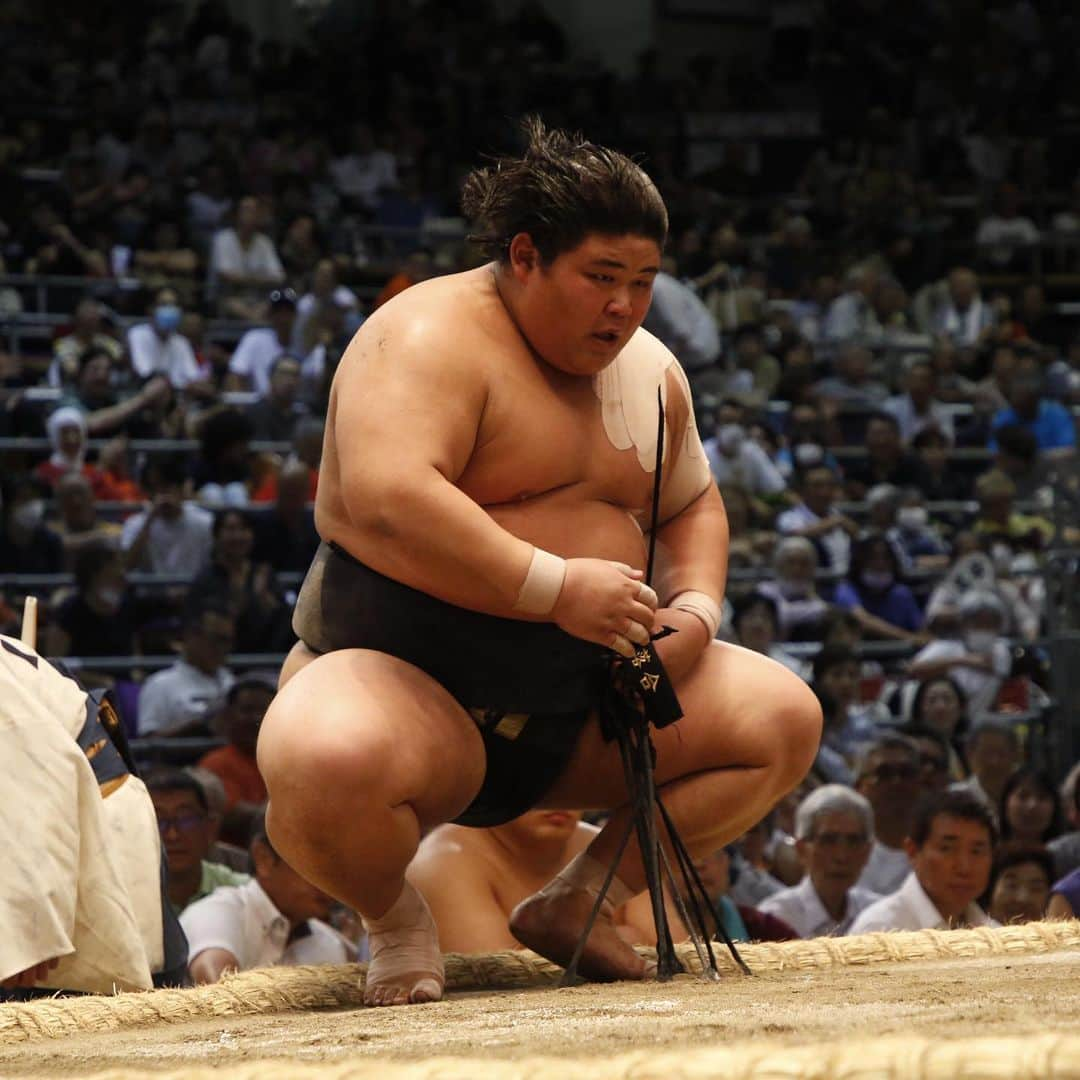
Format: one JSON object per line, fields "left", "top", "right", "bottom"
{"left": 592, "top": 349, "right": 669, "bottom": 472}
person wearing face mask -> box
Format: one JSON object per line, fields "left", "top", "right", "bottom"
{"left": 0, "top": 477, "right": 64, "bottom": 575}
{"left": 756, "top": 536, "right": 828, "bottom": 639}
{"left": 703, "top": 415, "right": 788, "bottom": 506}
{"left": 886, "top": 492, "right": 950, "bottom": 574}
{"left": 126, "top": 287, "right": 201, "bottom": 389}
{"left": 833, "top": 533, "right": 926, "bottom": 643}
{"left": 776, "top": 402, "right": 841, "bottom": 480}
{"left": 909, "top": 590, "right": 1012, "bottom": 717}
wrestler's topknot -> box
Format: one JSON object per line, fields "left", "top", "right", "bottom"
{"left": 461, "top": 116, "right": 668, "bottom": 264}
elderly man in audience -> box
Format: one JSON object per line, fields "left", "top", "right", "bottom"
{"left": 932, "top": 267, "right": 995, "bottom": 346}
{"left": 952, "top": 719, "right": 1022, "bottom": 813}
{"left": 854, "top": 735, "right": 924, "bottom": 896}
{"left": 884, "top": 356, "right": 956, "bottom": 444}
{"left": 758, "top": 786, "right": 880, "bottom": 937}
{"left": 148, "top": 769, "right": 250, "bottom": 915}
{"left": 181, "top": 815, "right": 348, "bottom": 984}
{"left": 848, "top": 789, "right": 997, "bottom": 932}
{"left": 756, "top": 536, "right": 829, "bottom": 640}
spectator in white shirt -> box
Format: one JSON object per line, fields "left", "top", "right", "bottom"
{"left": 121, "top": 455, "right": 213, "bottom": 576}
{"left": 854, "top": 734, "right": 924, "bottom": 896}
{"left": 975, "top": 184, "right": 1041, "bottom": 270}
{"left": 182, "top": 815, "right": 348, "bottom": 984}
{"left": 227, "top": 288, "right": 298, "bottom": 395}
{"left": 137, "top": 602, "right": 236, "bottom": 736}
{"left": 822, "top": 263, "right": 881, "bottom": 343}
{"left": 776, "top": 465, "right": 860, "bottom": 576}
{"left": 328, "top": 122, "right": 398, "bottom": 213}
{"left": 126, "top": 287, "right": 201, "bottom": 389}
{"left": 932, "top": 267, "right": 995, "bottom": 346}
{"left": 704, "top": 419, "right": 788, "bottom": 502}
{"left": 884, "top": 356, "right": 956, "bottom": 444}
{"left": 209, "top": 195, "right": 285, "bottom": 320}
{"left": 756, "top": 536, "right": 829, "bottom": 640}
{"left": 848, "top": 788, "right": 997, "bottom": 933}
{"left": 759, "top": 785, "right": 881, "bottom": 937}
{"left": 292, "top": 258, "right": 359, "bottom": 355}
{"left": 641, "top": 268, "right": 721, "bottom": 372}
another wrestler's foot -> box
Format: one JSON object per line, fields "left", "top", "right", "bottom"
{"left": 362, "top": 881, "right": 445, "bottom": 1006}
{"left": 509, "top": 881, "right": 652, "bottom": 983}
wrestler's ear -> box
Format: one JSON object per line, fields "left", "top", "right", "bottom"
{"left": 507, "top": 232, "right": 541, "bottom": 279}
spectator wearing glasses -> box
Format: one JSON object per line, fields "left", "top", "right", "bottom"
{"left": 759, "top": 785, "right": 880, "bottom": 937}
{"left": 226, "top": 288, "right": 299, "bottom": 396}
{"left": 849, "top": 789, "right": 997, "bottom": 932}
{"left": 854, "top": 735, "right": 924, "bottom": 896}
{"left": 147, "top": 769, "right": 250, "bottom": 915}
{"left": 901, "top": 725, "right": 953, "bottom": 794}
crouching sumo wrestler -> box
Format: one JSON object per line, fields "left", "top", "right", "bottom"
{"left": 257, "top": 120, "right": 822, "bottom": 1007}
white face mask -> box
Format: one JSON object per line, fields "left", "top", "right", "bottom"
{"left": 776, "top": 576, "right": 809, "bottom": 600}
{"left": 793, "top": 442, "right": 824, "bottom": 467}
{"left": 860, "top": 570, "right": 894, "bottom": 591}
{"left": 12, "top": 499, "right": 45, "bottom": 532}
{"left": 964, "top": 629, "right": 997, "bottom": 654}
{"left": 897, "top": 506, "right": 928, "bottom": 531}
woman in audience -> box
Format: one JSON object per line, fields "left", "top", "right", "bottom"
{"left": 999, "top": 767, "right": 1064, "bottom": 848}
{"left": 833, "top": 533, "right": 926, "bottom": 643}
{"left": 985, "top": 844, "right": 1054, "bottom": 924}
{"left": 909, "top": 675, "right": 969, "bottom": 779}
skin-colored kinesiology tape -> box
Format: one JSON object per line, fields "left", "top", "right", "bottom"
{"left": 668, "top": 590, "right": 721, "bottom": 640}
{"left": 513, "top": 547, "right": 568, "bottom": 614}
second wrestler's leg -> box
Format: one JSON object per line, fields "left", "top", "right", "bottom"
{"left": 258, "top": 649, "right": 486, "bottom": 1005}
{"left": 512, "top": 641, "right": 821, "bottom": 979}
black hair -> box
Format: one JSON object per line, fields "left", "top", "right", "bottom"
{"left": 964, "top": 717, "right": 1020, "bottom": 753}
{"left": 995, "top": 423, "right": 1039, "bottom": 463}
{"left": 731, "top": 590, "right": 780, "bottom": 634}
{"left": 865, "top": 410, "right": 901, "bottom": 434}
{"left": 849, "top": 531, "right": 901, "bottom": 583}
{"left": 181, "top": 597, "right": 234, "bottom": 633}
{"left": 461, "top": 116, "right": 668, "bottom": 264}
{"left": 732, "top": 322, "right": 763, "bottom": 345}
{"left": 145, "top": 768, "right": 209, "bottom": 812}
{"left": 910, "top": 675, "right": 968, "bottom": 730}
{"left": 911, "top": 425, "right": 950, "bottom": 450}
{"left": 77, "top": 344, "right": 114, "bottom": 375}
{"left": 998, "top": 766, "right": 1063, "bottom": 844}
{"left": 140, "top": 453, "right": 189, "bottom": 491}
{"left": 72, "top": 539, "right": 120, "bottom": 594}
{"left": 811, "top": 642, "right": 859, "bottom": 685}
{"left": 901, "top": 723, "right": 952, "bottom": 765}
{"left": 212, "top": 506, "right": 253, "bottom": 539}
{"left": 986, "top": 842, "right": 1055, "bottom": 901}
{"left": 198, "top": 408, "right": 254, "bottom": 461}
{"left": 225, "top": 675, "right": 277, "bottom": 707}
{"left": 910, "top": 788, "right": 997, "bottom": 849}
{"left": 819, "top": 607, "right": 861, "bottom": 642}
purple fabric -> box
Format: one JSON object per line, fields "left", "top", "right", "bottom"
{"left": 832, "top": 580, "right": 924, "bottom": 632}
{"left": 1052, "top": 867, "right": 1080, "bottom": 914}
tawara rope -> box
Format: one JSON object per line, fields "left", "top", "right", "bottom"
{"left": 1, "top": 920, "right": 1077, "bottom": 1046}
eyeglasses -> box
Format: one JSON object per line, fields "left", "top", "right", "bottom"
{"left": 810, "top": 832, "right": 869, "bottom": 850}
{"left": 866, "top": 763, "right": 920, "bottom": 783}
{"left": 268, "top": 288, "right": 297, "bottom": 306}
{"left": 157, "top": 813, "right": 208, "bottom": 834}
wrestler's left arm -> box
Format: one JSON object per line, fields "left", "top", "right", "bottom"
{"left": 649, "top": 363, "right": 729, "bottom": 684}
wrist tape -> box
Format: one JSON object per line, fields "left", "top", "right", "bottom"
{"left": 669, "top": 590, "right": 721, "bottom": 640}
{"left": 513, "top": 547, "right": 567, "bottom": 615}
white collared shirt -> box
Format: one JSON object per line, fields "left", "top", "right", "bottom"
{"left": 759, "top": 875, "right": 882, "bottom": 938}
{"left": 180, "top": 878, "right": 348, "bottom": 970}
{"left": 848, "top": 871, "right": 997, "bottom": 934}
{"left": 127, "top": 322, "right": 201, "bottom": 388}
{"left": 856, "top": 840, "right": 912, "bottom": 896}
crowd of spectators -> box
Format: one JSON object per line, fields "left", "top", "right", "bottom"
{"left": 2, "top": 0, "right": 1080, "bottom": 986}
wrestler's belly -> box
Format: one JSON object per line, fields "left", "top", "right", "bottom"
{"left": 484, "top": 491, "right": 647, "bottom": 570}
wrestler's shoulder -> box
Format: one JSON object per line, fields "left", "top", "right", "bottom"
{"left": 360, "top": 268, "right": 494, "bottom": 348}
{"left": 614, "top": 327, "right": 680, "bottom": 376}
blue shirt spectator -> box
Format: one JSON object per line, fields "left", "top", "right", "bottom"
{"left": 990, "top": 399, "right": 1076, "bottom": 453}
{"left": 834, "top": 533, "right": 925, "bottom": 640}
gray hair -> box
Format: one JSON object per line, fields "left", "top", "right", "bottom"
{"left": 772, "top": 535, "right": 818, "bottom": 570}
{"left": 795, "top": 784, "right": 874, "bottom": 841}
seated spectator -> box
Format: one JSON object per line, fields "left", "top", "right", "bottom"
{"left": 729, "top": 817, "right": 786, "bottom": 907}
{"left": 227, "top": 288, "right": 299, "bottom": 395}
{"left": 928, "top": 340, "right": 977, "bottom": 404}
{"left": 974, "top": 343, "right": 1020, "bottom": 418}
{"left": 121, "top": 455, "right": 213, "bottom": 576}
{"left": 887, "top": 491, "right": 951, "bottom": 574}
{"left": 999, "top": 767, "right": 1062, "bottom": 848}
{"left": 279, "top": 212, "right": 323, "bottom": 284}
{"left": 49, "top": 297, "right": 123, "bottom": 388}
{"left": 812, "top": 644, "right": 883, "bottom": 762}
{"left": 35, "top": 406, "right": 108, "bottom": 496}
{"left": 909, "top": 590, "right": 1012, "bottom": 717}
{"left": 994, "top": 424, "right": 1047, "bottom": 501}
{"left": 985, "top": 844, "right": 1054, "bottom": 925}
{"left": 246, "top": 354, "right": 308, "bottom": 442}
{"left": 865, "top": 483, "right": 902, "bottom": 535}
{"left": 833, "top": 533, "right": 925, "bottom": 643}
{"left": 126, "top": 287, "right": 202, "bottom": 390}
{"left": 95, "top": 436, "right": 145, "bottom": 502}
{"left": 136, "top": 601, "right": 235, "bottom": 737}
{"left": 756, "top": 537, "right": 829, "bottom": 640}
{"left": 814, "top": 344, "right": 889, "bottom": 408}
{"left": 147, "top": 769, "right": 249, "bottom": 915}
{"left": 776, "top": 465, "right": 858, "bottom": 576}
{"left": 821, "top": 264, "right": 881, "bottom": 344}
{"left": 908, "top": 676, "right": 969, "bottom": 777}
{"left": 251, "top": 461, "right": 320, "bottom": 573}
{"left": 133, "top": 217, "right": 200, "bottom": 305}
{"left": 952, "top": 719, "right": 1022, "bottom": 813}
{"left": 932, "top": 267, "right": 995, "bottom": 346}
{"left": 848, "top": 789, "right": 997, "bottom": 932}
{"left": 729, "top": 591, "right": 804, "bottom": 675}
{"left": 191, "top": 409, "right": 255, "bottom": 509}
{"left": 704, "top": 415, "right": 787, "bottom": 509}
{"left": 902, "top": 726, "right": 953, "bottom": 794}
{"left": 49, "top": 472, "right": 121, "bottom": 564}
{"left": 775, "top": 401, "right": 841, "bottom": 479}
{"left": 990, "top": 366, "right": 1077, "bottom": 459}
{"left": 209, "top": 195, "right": 286, "bottom": 320}
{"left": 758, "top": 786, "right": 880, "bottom": 936}
{"left": 1047, "top": 766, "right": 1080, "bottom": 879}
{"left": 62, "top": 346, "right": 173, "bottom": 439}
{"left": 197, "top": 676, "right": 273, "bottom": 848}
{"left": 250, "top": 418, "right": 322, "bottom": 504}
{"left": 186, "top": 161, "right": 233, "bottom": 254}
{"left": 181, "top": 815, "right": 347, "bottom": 984}
{"left": 976, "top": 185, "right": 1040, "bottom": 270}
{"left": 190, "top": 509, "right": 289, "bottom": 653}
{"left": 641, "top": 265, "right": 721, "bottom": 374}
{"left": 719, "top": 485, "right": 774, "bottom": 569}
{"left": 411, "top": 810, "right": 689, "bottom": 955}
{"left": 1047, "top": 866, "right": 1080, "bottom": 919}
{"left": 0, "top": 476, "right": 64, "bottom": 574}
{"left": 844, "top": 412, "right": 928, "bottom": 499}
{"left": 911, "top": 426, "right": 971, "bottom": 501}
{"left": 328, "top": 122, "right": 398, "bottom": 214}
{"left": 723, "top": 322, "right": 781, "bottom": 404}
{"left": 854, "top": 735, "right": 923, "bottom": 896}
{"left": 688, "top": 847, "right": 798, "bottom": 943}
{"left": 293, "top": 258, "right": 359, "bottom": 355}
{"left": 884, "top": 356, "right": 955, "bottom": 444}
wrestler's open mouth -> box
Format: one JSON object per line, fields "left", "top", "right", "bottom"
{"left": 592, "top": 331, "right": 619, "bottom": 344}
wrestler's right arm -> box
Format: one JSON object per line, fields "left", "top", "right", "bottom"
{"left": 327, "top": 323, "right": 655, "bottom": 651}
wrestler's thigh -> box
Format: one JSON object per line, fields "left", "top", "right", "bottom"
{"left": 258, "top": 649, "right": 486, "bottom": 828}
{"left": 540, "top": 641, "right": 821, "bottom": 809}
{"left": 278, "top": 640, "right": 319, "bottom": 688}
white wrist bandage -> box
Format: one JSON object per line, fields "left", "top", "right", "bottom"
{"left": 513, "top": 547, "right": 567, "bottom": 615}
{"left": 669, "top": 590, "right": 721, "bottom": 640}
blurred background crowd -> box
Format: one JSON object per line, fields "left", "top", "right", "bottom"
{"left": 1, "top": 0, "right": 1080, "bottom": 978}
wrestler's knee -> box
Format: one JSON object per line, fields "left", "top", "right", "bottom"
{"left": 768, "top": 669, "right": 823, "bottom": 790}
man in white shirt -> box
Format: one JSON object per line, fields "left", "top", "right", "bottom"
{"left": 884, "top": 356, "right": 955, "bottom": 444}
{"left": 703, "top": 421, "right": 787, "bottom": 498}
{"left": 137, "top": 603, "right": 236, "bottom": 737}
{"left": 849, "top": 788, "right": 997, "bottom": 933}
{"left": 822, "top": 264, "right": 881, "bottom": 343}
{"left": 121, "top": 456, "right": 213, "bottom": 577}
{"left": 328, "top": 123, "right": 398, "bottom": 212}
{"left": 776, "top": 464, "right": 859, "bottom": 576}
{"left": 227, "top": 288, "right": 298, "bottom": 395}
{"left": 759, "top": 785, "right": 881, "bottom": 937}
{"left": 181, "top": 816, "right": 348, "bottom": 983}
{"left": 292, "top": 258, "right": 360, "bottom": 355}
{"left": 209, "top": 195, "right": 285, "bottom": 319}
{"left": 931, "top": 267, "right": 994, "bottom": 346}
{"left": 126, "top": 287, "right": 201, "bottom": 389}
{"left": 854, "top": 735, "right": 924, "bottom": 896}
{"left": 641, "top": 269, "right": 721, "bottom": 372}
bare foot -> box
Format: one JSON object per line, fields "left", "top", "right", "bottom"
{"left": 509, "top": 882, "right": 652, "bottom": 982}
{"left": 362, "top": 882, "right": 445, "bottom": 1006}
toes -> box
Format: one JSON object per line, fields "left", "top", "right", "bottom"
{"left": 410, "top": 978, "right": 443, "bottom": 1003}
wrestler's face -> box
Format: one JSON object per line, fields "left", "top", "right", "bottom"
{"left": 508, "top": 232, "right": 661, "bottom": 376}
